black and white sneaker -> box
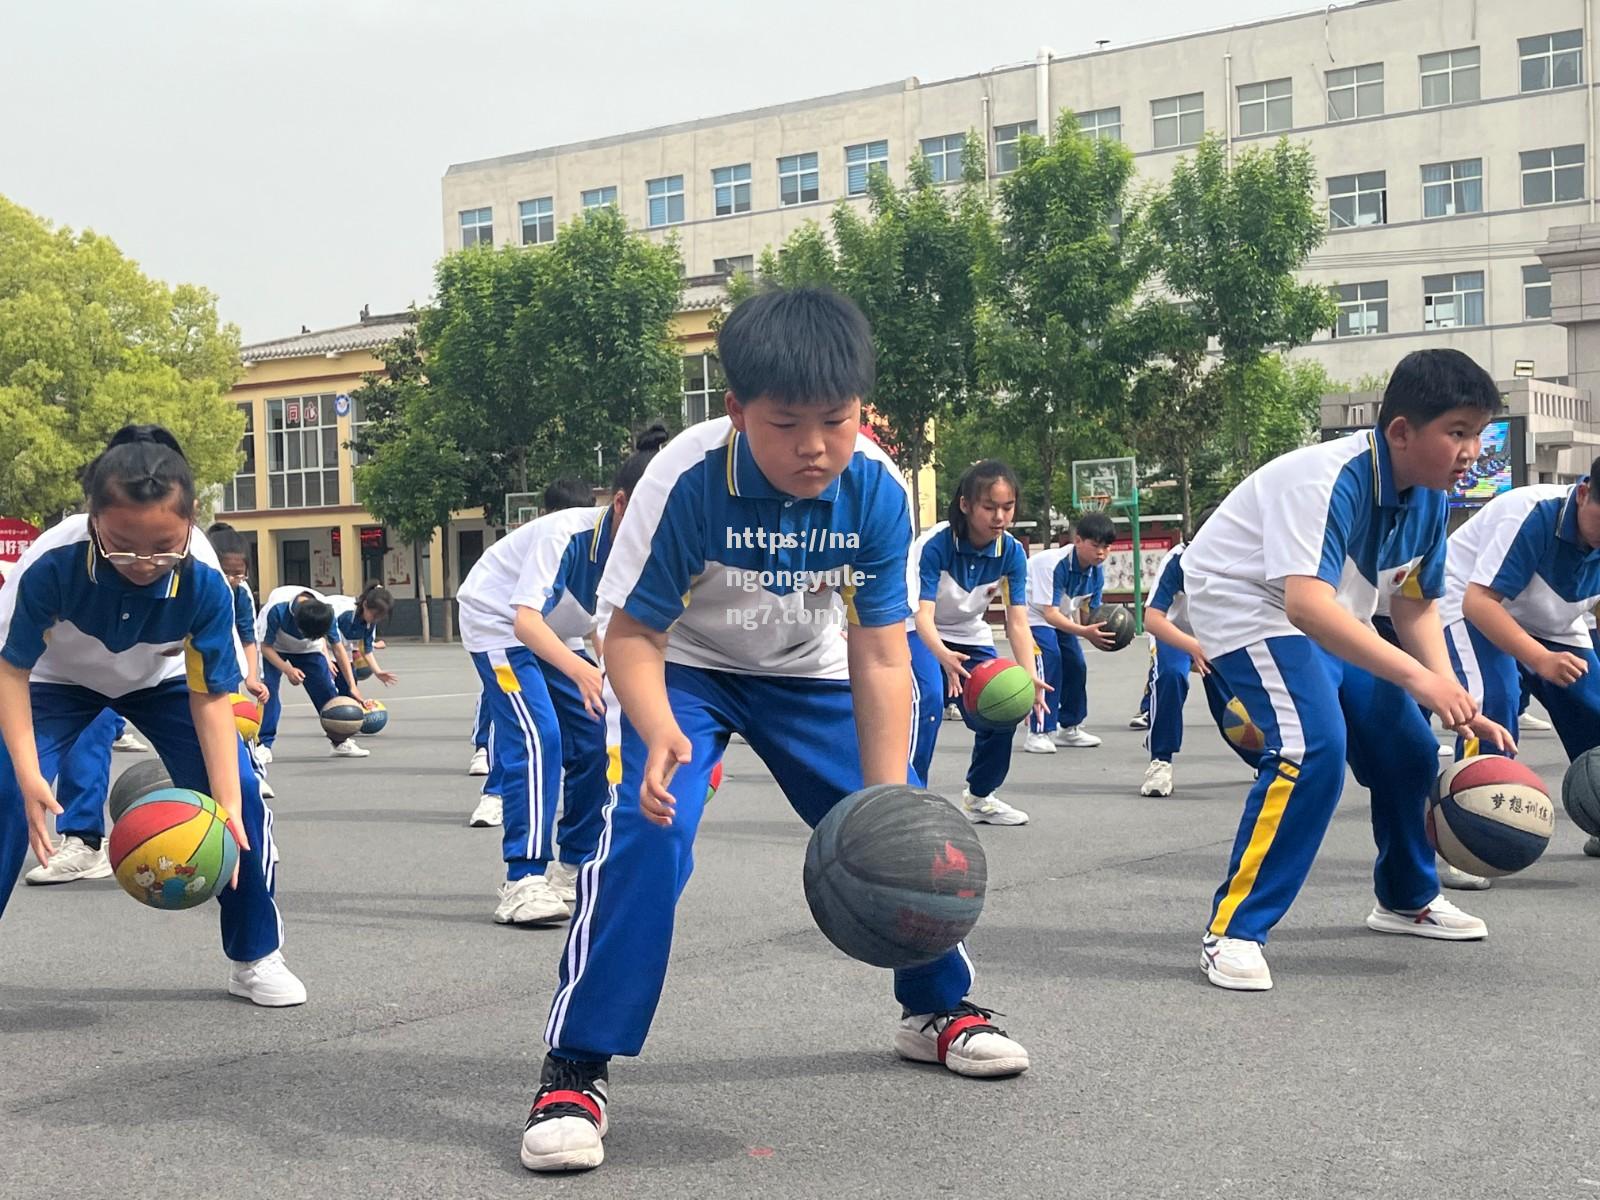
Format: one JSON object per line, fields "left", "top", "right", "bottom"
{"left": 895, "top": 1000, "right": 1029, "bottom": 1077}
{"left": 520, "top": 1056, "right": 609, "bottom": 1172}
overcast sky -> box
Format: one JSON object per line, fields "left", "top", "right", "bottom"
{"left": 2, "top": 0, "right": 1305, "bottom": 343}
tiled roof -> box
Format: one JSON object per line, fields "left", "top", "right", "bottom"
{"left": 241, "top": 312, "right": 416, "bottom": 362}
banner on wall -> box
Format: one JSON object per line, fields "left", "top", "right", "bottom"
{"left": 1102, "top": 535, "right": 1179, "bottom": 601}
{"left": 0, "top": 518, "right": 42, "bottom": 588}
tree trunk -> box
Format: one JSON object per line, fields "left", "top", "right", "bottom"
{"left": 441, "top": 523, "right": 455, "bottom": 643}
{"left": 414, "top": 538, "right": 431, "bottom": 644}
{"left": 908, "top": 445, "right": 923, "bottom": 533}
{"left": 1039, "top": 436, "right": 1055, "bottom": 541}
{"left": 1178, "top": 450, "right": 1193, "bottom": 538}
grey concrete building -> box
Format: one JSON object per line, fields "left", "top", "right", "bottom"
{"left": 443, "top": 0, "right": 1599, "bottom": 387}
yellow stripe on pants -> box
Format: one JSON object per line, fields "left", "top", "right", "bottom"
{"left": 1209, "top": 768, "right": 1296, "bottom": 937}
{"left": 494, "top": 664, "right": 521, "bottom": 694}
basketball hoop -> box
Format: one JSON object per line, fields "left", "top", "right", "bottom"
{"left": 1085, "top": 493, "right": 1112, "bottom": 512}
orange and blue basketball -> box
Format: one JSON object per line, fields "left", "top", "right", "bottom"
{"left": 232, "top": 693, "right": 262, "bottom": 741}
{"left": 1428, "top": 756, "right": 1554, "bottom": 877}
{"left": 320, "top": 696, "right": 366, "bottom": 739}
{"left": 108, "top": 789, "right": 238, "bottom": 910}
{"left": 1222, "top": 697, "right": 1267, "bottom": 754}
{"left": 352, "top": 651, "right": 373, "bottom": 682}
{"left": 803, "top": 784, "right": 987, "bottom": 969}
{"left": 960, "top": 657, "right": 1033, "bottom": 728}
{"left": 705, "top": 760, "right": 724, "bottom": 804}
{"left": 359, "top": 700, "right": 388, "bottom": 736}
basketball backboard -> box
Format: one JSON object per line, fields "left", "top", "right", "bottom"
{"left": 1070, "top": 457, "right": 1137, "bottom": 509}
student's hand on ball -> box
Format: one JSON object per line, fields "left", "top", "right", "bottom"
{"left": 1084, "top": 622, "right": 1117, "bottom": 651}
{"left": 569, "top": 659, "right": 606, "bottom": 720}
{"left": 1409, "top": 672, "right": 1477, "bottom": 730}
{"left": 1463, "top": 715, "right": 1517, "bottom": 754}
{"left": 21, "top": 771, "right": 62, "bottom": 866}
{"left": 1536, "top": 649, "right": 1588, "bottom": 687}
{"left": 641, "top": 729, "right": 692, "bottom": 826}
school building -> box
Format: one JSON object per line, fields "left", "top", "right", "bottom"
{"left": 441, "top": 0, "right": 1597, "bottom": 389}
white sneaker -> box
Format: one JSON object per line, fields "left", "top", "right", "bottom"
{"left": 1140, "top": 759, "right": 1173, "bottom": 797}
{"left": 1056, "top": 726, "right": 1102, "bottom": 748}
{"left": 256, "top": 744, "right": 274, "bottom": 765}
{"left": 944, "top": 703, "right": 962, "bottom": 721}
{"left": 330, "top": 739, "right": 370, "bottom": 758}
{"left": 468, "top": 746, "right": 490, "bottom": 776}
{"left": 1365, "top": 895, "right": 1487, "bottom": 940}
{"left": 494, "top": 875, "right": 571, "bottom": 926}
{"left": 544, "top": 860, "right": 579, "bottom": 907}
{"left": 227, "top": 950, "right": 307, "bottom": 1007}
{"left": 1437, "top": 742, "right": 1454, "bottom": 758}
{"left": 469, "top": 794, "right": 503, "bottom": 828}
{"left": 521, "top": 1061, "right": 608, "bottom": 1172}
{"left": 112, "top": 731, "right": 148, "bottom": 752}
{"left": 1201, "top": 934, "right": 1272, "bottom": 991}
{"left": 258, "top": 776, "right": 276, "bottom": 800}
{"left": 960, "top": 788, "right": 1029, "bottom": 826}
{"left": 1520, "top": 712, "right": 1552, "bottom": 731}
{"left": 895, "top": 1002, "right": 1029, "bottom": 1077}
{"left": 1022, "top": 732, "right": 1057, "bottom": 755}
{"left": 1437, "top": 860, "right": 1491, "bottom": 891}
{"left": 24, "top": 836, "right": 112, "bottom": 885}
{"left": 1128, "top": 712, "right": 1150, "bottom": 730}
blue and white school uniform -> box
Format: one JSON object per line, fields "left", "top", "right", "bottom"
{"left": 1438, "top": 482, "right": 1600, "bottom": 759}
{"left": 328, "top": 596, "right": 376, "bottom": 701}
{"left": 1048, "top": 548, "right": 1105, "bottom": 730}
{"left": 1143, "top": 543, "right": 1258, "bottom": 770}
{"left": 544, "top": 417, "right": 974, "bottom": 1063}
{"left": 458, "top": 505, "right": 617, "bottom": 878}
{"left": 1183, "top": 429, "right": 1446, "bottom": 944}
{"left": 906, "top": 521, "right": 1028, "bottom": 798}
{"left": 256, "top": 585, "right": 344, "bottom": 748}
{"left": 1024, "top": 546, "right": 1069, "bottom": 734}
{"left": 0, "top": 518, "right": 281, "bottom": 959}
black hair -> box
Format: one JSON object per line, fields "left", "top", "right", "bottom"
{"left": 1189, "top": 503, "right": 1222, "bottom": 540}
{"left": 356, "top": 581, "right": 394, "bottom": 619}
{"left": 83, "top": 424, "right": 195, "bottom": 517}
{"left": 1074, "top": 511, "right": 1116, "bottom": 545}
{"left": 1376, "top": 349, "right": 1502, "bottom": 434}
{"left": 717, "top": 286, "right": 875, "bottom": 407}
{"left": 543, "top": 479, "right": 595, "bottom": 511}
{"left": 208, "top": 525, "right": 249, "bottom": 562}
{"left": 947, "top": 459, "right": 1020, "bottom": 543}
{"left": 295, "top": 596, "right": 334, "bottom": 639}
{"left": 613, "top": 423, "right": 670, "bottom": 496}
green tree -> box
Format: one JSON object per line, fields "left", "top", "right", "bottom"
{"left": 0, "top": 196, "right": 242, "bottom": 522}
{"left": 1223, "top": 355, "right": 1343, "bottom": 482}
{"left": 977, "top": 112, "right": 1165, "bottom": 524}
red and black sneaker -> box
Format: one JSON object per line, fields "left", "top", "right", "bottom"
{"left": 520, "top": 1055, "right": 609, "bottom": 1172}
{"left": 894, "top": 1000, "right": 1030, "bottom": 1078}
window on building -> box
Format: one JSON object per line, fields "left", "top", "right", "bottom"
{"left": 712, "top": 163, "right": 752, "bottom": 216}
{"left": 682, "top": 353, "right": 725, "bottom": 426}
{"left": 1521, "top": 145, "right": 1585, "bottom": 206}
{"left": 1420, "top": 47, "right": 1480, "bottom": 108}
{"left": 1077, "top": 107, "right": 1122, "bottom": 142}
{"left": 1152, "top": 93, "right": 1204, "bottom": 150}
{"left": 1327, "top": 63, "right": 1384, "bottom": 121}
{"left": 714, "top": 255, "right": 754, "bottom": 279}
{"left": 348, "top": 393, "right": 371, "bottom": 467}
{"left": 993, "top": 121, "right": 1036, "bottom": 174}
{"left": 459, "top": 207, "right": 492, "bottom": 248}
{"left": 219, "top": 402, "right": 256, "bottom": 512}
{"left": 1524, "top": 264, "right": 1553, "bottom": 319}
{"left": 1328, "top": 171, "right": 1388, "bottom": 228}
{"left": 1332, "top": 281, "right": 1389, "bottom": 338}
{"left": 1421, "top": 159, "right": 1483, "bottom": 218}
{"left": 519, "top": 197, "right": 554, "bottom": 245}
{"left": 581, "top": 186, "right": 618, "bottom": 209}
{"left": 778, "top": 152, "right": 820, "bottom": 206}
{"left": 266, "top": 394, "right": 340, "bottom": 509}
{"left": 1423, "top": 271, "right": 1486, "bottom": 329}
{"left": 1237, "top": 78, "right": 1292, "bottom": 135}
{"left": 1521, "top": 30, "right": 1584, "bottom": 92}
{"left": 647, "top": 175, "right": 684, "bottom": 227}
{"left": 845, "top": 140, "right": 890, "bottom": 195}
{"left": 920, "top": 133, "right": 966, "bottom": 183}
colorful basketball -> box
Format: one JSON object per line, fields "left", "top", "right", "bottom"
{"left": 803, "top": 784, "right": 987, "bottom": 969}
{"left": 109, "top": 759, "right": 173, "bottom": 824}
{"left": 232, "top": 693, "right": 262, "bottom": 741}
{"left": 352, "top": 651, "right": 373, "bottom": 682}
{"left": 706, "top": 760, "right": 724, "bottom": 804}
{"left": 359, "top": 700, "right": 388, "bottom": 736}
{"left": 108, "top": 788, "right": 239, "bottom": 910}
{"left": 320, "top": 696, "right": 366, "bottom": 740}
{"left": 1428, "top": 756, "right": 1554, "bottom": 877}
{"left": 1222, "top": 697, "right": 1267, "bottom": 754}
{"left": 1561, "top": 747, "right": 1600, "bottom": 835}
{"left": 1087, "top": 604, "right": 1136, "bottom": 651}
{"left": 961, "top": 657, "right": 1034, "bottom": 728}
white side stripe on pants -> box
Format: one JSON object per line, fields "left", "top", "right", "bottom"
{"left": 546, "top": 780, "right": 621, "bottom": 1046}
{"left": 1245, "top": 642, "right": 1305, "bottom": 760}
{"left": 1447, "top": 621, "right": 1485, "bottom": 706}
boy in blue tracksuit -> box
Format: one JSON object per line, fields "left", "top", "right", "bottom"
{"left": 521, "top": 288, "right": 1028, "bottom": 1174}
{"left": 256, "top": 585, "right": 367, "bottom": 758}
{"left": 1029, "top": 514, "right": 1116, "bottom": 749}
{"left": 1182, "top": 349, "right": 1511, "bottom": 992}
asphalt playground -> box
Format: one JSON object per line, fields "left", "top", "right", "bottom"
{"left": 1, "top": 641, "right": 1595, "bottom": 1200}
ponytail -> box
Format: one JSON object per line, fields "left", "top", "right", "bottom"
{"left": 358, "top": 581, "right": 394, "bottom": 619}
{"left": 613, "top": 423, "right": 670, "bottom": 496}
{"left": 83, "top": 424, "right": 196, "bottom": 517}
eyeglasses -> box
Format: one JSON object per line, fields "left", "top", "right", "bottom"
{"left": 91, "top": 521, "right": 192, "bottom": 571}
